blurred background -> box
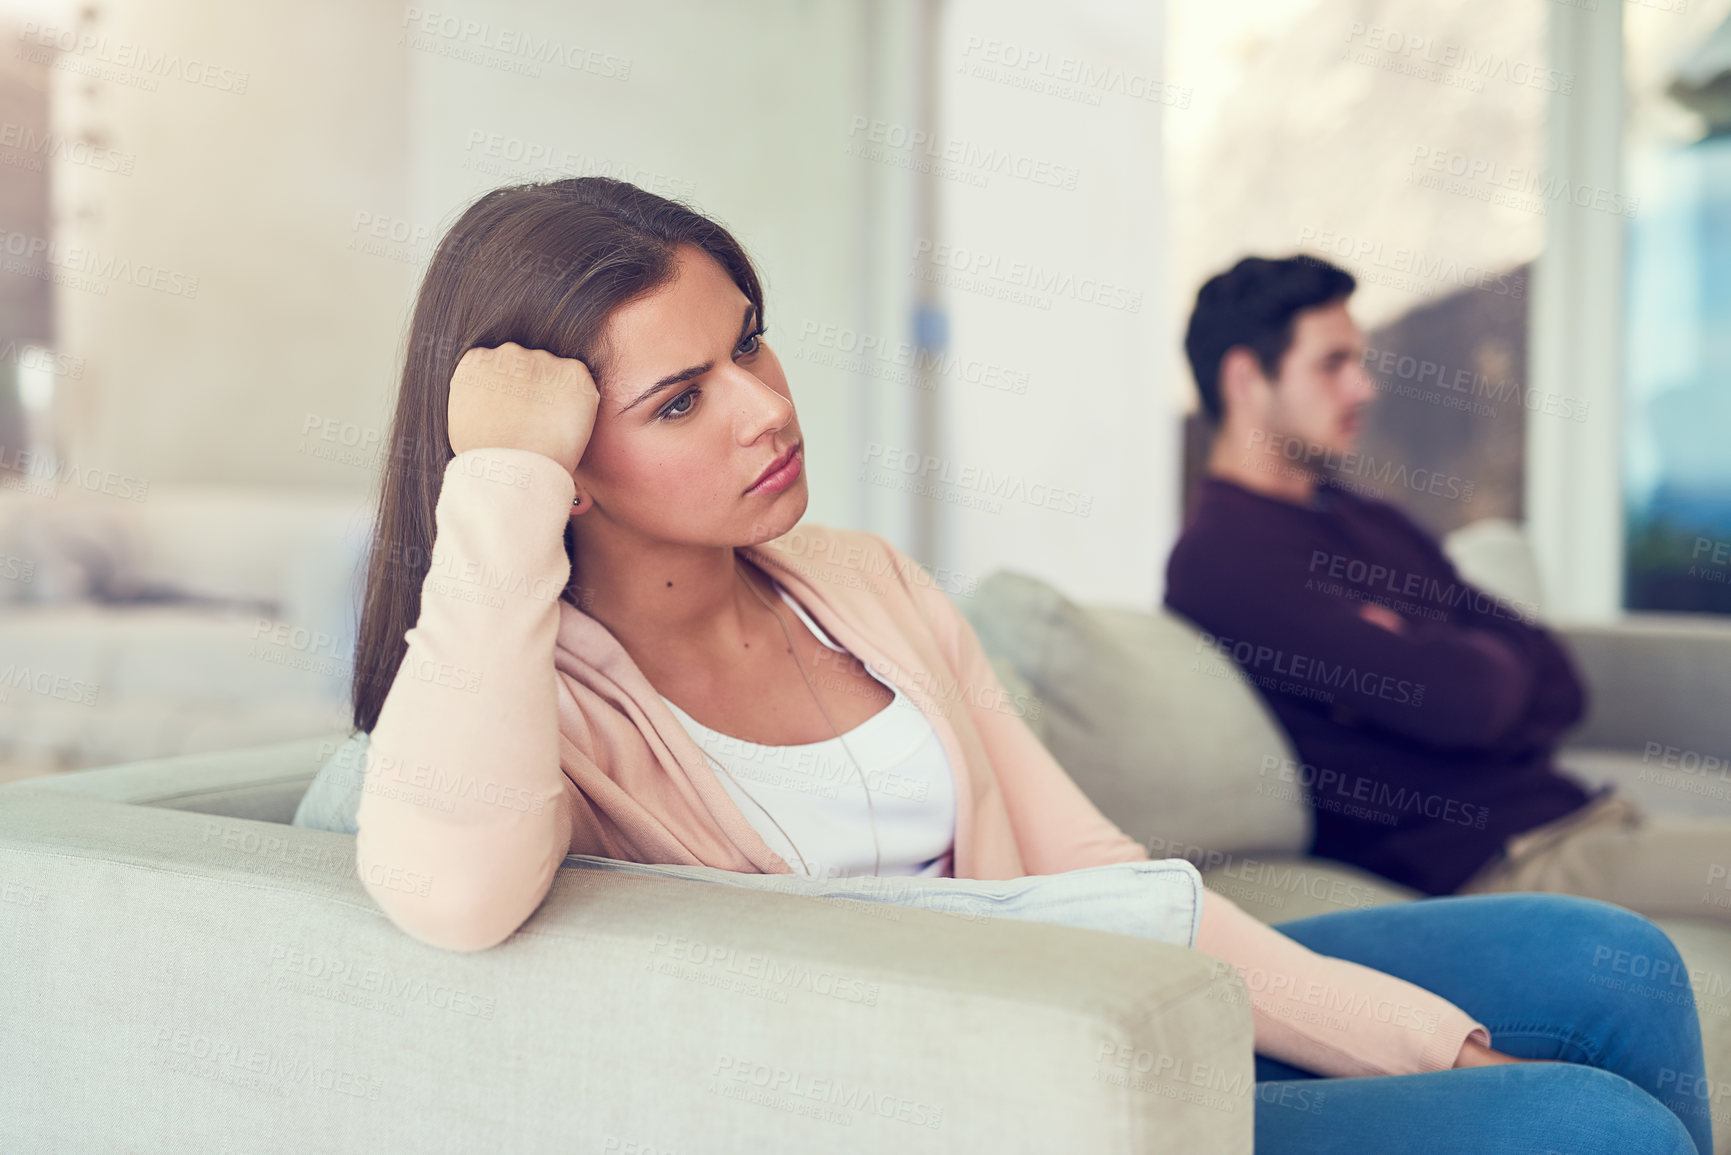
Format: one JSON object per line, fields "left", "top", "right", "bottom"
{"left": 0, "top": 0, "right": 1724, "bottom": 781}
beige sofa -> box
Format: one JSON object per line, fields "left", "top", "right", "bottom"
{"left": 0, "top": 733, "right": 1254, "bottom": 1153}
{"left": 5, "top": 520, "right": 1728, "bottom": 1152}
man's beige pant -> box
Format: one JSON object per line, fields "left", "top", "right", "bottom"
{"left": 1456, "top": 789, "right": 1731, "bottom": 922}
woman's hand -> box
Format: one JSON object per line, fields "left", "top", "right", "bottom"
{"left": 1453, "top": 1038, "right": 1543, "bottom": 1068}
{"left": 447, "top": 341, "right": 601, "bottom": 476}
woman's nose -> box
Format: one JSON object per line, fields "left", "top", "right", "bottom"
{"left": 729, "top": 366, "right": 793, "bottom": 437}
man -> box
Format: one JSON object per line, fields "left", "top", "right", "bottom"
{"left": 1164, "top": 253, "right": 1730, "bottom": 921}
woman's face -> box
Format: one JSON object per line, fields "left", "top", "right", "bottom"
{"left": 573, "top": 243, "right": 807, "bottom": 547}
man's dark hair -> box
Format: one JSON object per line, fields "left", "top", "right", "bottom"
{"left": 1183, "top": 255, "right": 1357, "bottom": 423}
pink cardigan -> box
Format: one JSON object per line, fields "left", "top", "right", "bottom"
{"left": 355, "top": 447, "right": 1490, "bottom": 1079}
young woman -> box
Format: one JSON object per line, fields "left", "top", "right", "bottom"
{"left": 344, "top": 176, "right": 1710, "bottom": 1154}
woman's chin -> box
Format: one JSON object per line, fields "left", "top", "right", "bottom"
{"left": 742, "top": 486, "right": 809, "bottom": 543}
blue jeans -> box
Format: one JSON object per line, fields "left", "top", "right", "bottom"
{"left": 1251, "top": 894, "right": 1711, "bottom": 1155}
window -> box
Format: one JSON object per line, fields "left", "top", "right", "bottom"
{"left": 1623, "top": 0, "right": 1731, "bottom": 614}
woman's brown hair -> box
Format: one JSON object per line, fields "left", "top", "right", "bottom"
{"left": 349, "top": 176, "right": 765, "bottom": 734}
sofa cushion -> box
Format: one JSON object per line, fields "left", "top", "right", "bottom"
{"left": 294, "top": 733, "right": 1205, "bottom": 945}
{"left": 957, "top": 571, "right": 1312, "bottom": 862}
{"left": 1440, "top": 517, "right": 1547, "bottom": 620}
{"left": 1200, "top": 855, "right": 1418, "bottom": 925}
{"left": 292, "top": 731, "right": 369, "bottom": 833}
{"left": 566, "top": 853, "right": 1206, "bottom": 948}
{"left": 984, "top": 652, "right": 1049, "bottom": 747}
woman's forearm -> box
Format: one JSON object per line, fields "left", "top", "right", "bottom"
{"left": 1196, "top": 888, "right": 1491, "bottom": 1078}
{"left": 355, "top": 447, "right": 580, "bottom": 951}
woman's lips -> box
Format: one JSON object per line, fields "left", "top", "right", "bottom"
{"left": 745, "top": 443, "right": 802, "bottom": 496}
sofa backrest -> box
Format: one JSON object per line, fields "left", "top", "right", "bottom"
{"left": 955, "top": 572, "right": 1312, "bottom": 863}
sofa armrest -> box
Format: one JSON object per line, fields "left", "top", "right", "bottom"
{"left": 0, "top": 787, "right": 1254, "bottom": 1154}
{"left": 18, "top": 730, "right": 349, "bottom": 822}
{"left": 1558, "top": 617, "right": 1731, "bottom": 756}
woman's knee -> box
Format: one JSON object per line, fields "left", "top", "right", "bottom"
{"left": 1258, "top": 1065, "right": 1700, "bottom": 1155}
{"left": 1461, "top": 895, "right": 1700, "bottom": 1070}
{"left": 1509, "top": 1064, "right": 1698, "bottom": 1155}
{"left": 1564, "top": 895, "right": 1685, "bottom": 963}
{"left": 1559, "top": 897, "right": 1697, "bottom": 1014}
{"left": 1492, "top": 894, "right": 1692, "bottom": 1003}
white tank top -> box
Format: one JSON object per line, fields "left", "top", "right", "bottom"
{"left": 657, "top": 580, "right": 958, "bottom": 879}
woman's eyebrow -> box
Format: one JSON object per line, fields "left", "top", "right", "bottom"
{"left": 620, "top": 303, "right": 759, "bottom": 413}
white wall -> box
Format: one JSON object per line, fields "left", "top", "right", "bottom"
{"left": 401, "top": 0, "right": 912, "bottom": 535}
{"left": 39, "top": 0, "right": 1176, "bottom": 602}
{"left": 45, "top": 0, "right": 412, "bottom": 491}
{"left": 42, "top": 0, "right": 931, "bottom": 541}
{"left": 934, "top": 0, "right": 1173, "bottom": 608}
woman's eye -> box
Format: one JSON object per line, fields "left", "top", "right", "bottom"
{"left": 658, "top": 387, "right": 700, "bottom": 422}
{"left": 737, "top": 328, "right": 765, "bottom": 357}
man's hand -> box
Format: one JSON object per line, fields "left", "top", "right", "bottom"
{"left": 1357, "top": 601, "right": 1406, "bottom": 635}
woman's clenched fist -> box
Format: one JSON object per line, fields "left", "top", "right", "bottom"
{"left": 446, "top": 342, "right": 601, "bottom": 476}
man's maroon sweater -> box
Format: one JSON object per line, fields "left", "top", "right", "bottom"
{"left": 1164, "top": 475, "right": 1596, "bottom": 896}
